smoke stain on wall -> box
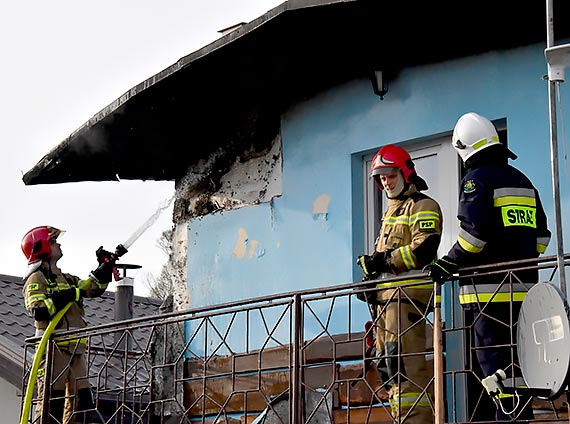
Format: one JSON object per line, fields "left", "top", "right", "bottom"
{"left": 173, "top": 135, "right": 282, "bottom": 223}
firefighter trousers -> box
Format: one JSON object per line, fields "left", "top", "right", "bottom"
{"left": 376, "top": 295, "right": 433, "bottom": 423}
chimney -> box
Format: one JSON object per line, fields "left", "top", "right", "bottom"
{"left": 114, "top": 264, "right": 141, "bottom": 348}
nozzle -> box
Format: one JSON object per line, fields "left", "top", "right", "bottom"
{"left": 115, "top": 244, "right": 128, "bottom": 258}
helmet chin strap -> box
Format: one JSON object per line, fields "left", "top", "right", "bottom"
{"left": 386, "top": 173, "right": 405, "bottom": 198}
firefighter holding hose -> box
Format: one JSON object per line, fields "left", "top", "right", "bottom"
{"left": 20, "top": 226, "right": 123, "bottom": 424}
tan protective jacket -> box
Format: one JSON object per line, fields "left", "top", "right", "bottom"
{"left": 375, "top": 185, "right": 443, "bottom": 302}
{"left": 23, "top": 267, "right": 107, "bottom": 333}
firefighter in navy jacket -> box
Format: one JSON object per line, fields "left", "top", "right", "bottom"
{"left": 426, "top": 112, "right": 551, "bottom": 420}
{"left": 357, "top": 144, "right": 443, "bottom": 424}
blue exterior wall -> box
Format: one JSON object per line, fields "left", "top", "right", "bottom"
{"left": 186, "top": 42, "right": 568, "bottom": 312}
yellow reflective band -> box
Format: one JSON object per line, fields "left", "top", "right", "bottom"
{"left": 399, "top": 245, "right": 417, "bottom": 270}
{"left": 537, "top": 243, "right": 547, "bottom": 254}
{"left": 494, "top": 196, "right": 536, "bottom": 207}
{"left": 55, "top": 337, "right": 87, "bottom": 346}
{"left": 410, "top": 210, "right": 440, "bottom": 223}
{"left": 383, "top": 210, "right": 440, "bottom": 228}
{"left": 459, "top": 292, "right": 527, "bottom": 304}
{"left": 376, "top": 278, "right": 433, "bottom": 289}
{"left": 458, "top": 235, "right": 484, "bottom": 253}
{"left": 44, "top": 298, "right": 56, "bottom": 316}
{"left": 434, "top": 294, "right": 441, "bottom": 307}
{"left": 57, "top": 282, "right": 71, "bottom": 290}
{"left": 25, "top": 293, "right": 46, "bottom": 309}
{"left": 28, "top": 283, "right": 39, "bottom": 291}
{"left": 77, "top": 279, "right": 90, "bottom": 290}
{"left": 472, "top": 139, "right": 488, "bottom": 150}
{"left": 391, "top": 392, "right": 431, "bottom": 408}
{"left": 472, "top": 136, "right": 498, "bottom": 151}
{"left": 383, "top": 216, "right": 409, "bottom": 226}
{"left": 501, "top": 206, "right": 537, "bottom": 228}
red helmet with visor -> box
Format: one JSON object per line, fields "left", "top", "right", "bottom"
{"left": 370, "top": 144, "right": 428, "bottom": 191}
{"left": 21, "top": 226, "right": 63, "bottom": 264}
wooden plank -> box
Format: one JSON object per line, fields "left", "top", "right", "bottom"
{"left": 304, "top": 332, "right": 367, "bottom": 363}
{"left": 185, "top": 332, "right": 372, "bottom": 377}
{"left": 187, "top": 346, "right": 291, "bottom": 376}
{"left": 184, "top": 370, "right": 289, "bottom": 415}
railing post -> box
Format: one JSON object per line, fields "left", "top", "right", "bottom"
{"left": 433, "top": 282, "right": 445, "bottom": 423}
{"left": 292, "top": 294, "right": 303, "bottom": 424}
{"left": 40, "top": 340, "right": 55, "bottom": 424}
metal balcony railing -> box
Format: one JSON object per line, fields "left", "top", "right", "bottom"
{"left": 20, "top": 254, "right": 570, "bottom": 424}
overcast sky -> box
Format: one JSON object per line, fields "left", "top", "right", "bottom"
{"left": 0, "top": 0, "right": 283, "bottom": 295}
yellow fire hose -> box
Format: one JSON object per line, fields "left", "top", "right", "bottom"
{"left": 19, "top": 302, "right": 72, "bottom": 424}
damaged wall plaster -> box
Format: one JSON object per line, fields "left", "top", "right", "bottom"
{"left": 232, "top": 227, "right": 262, "bottom": 260}
{"left": 173, "top": 135, "right": 283, "bottom": 223}
{"left": 312, "top": 193, "right": 331, "bottom": 217}
{"left": 169, "top": 135, "right": 282, "bottom": 310}
{"left": 211, "top": 137, "right": 282, "bottom": 209}
{"left": 169, "top": 222, "right": 190, "bottom": 311}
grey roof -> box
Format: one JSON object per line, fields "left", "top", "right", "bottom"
{"left": 22, "top": 0, "right": 570, "bottom": 186}
{"left": 0, "top": 273, "right": 161, "bottom": 388}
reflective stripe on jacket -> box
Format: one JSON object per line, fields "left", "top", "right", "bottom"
{"left": 458, "top": 283, "right": 530, "bottom": 304}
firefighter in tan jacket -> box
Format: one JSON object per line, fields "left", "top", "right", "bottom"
{"left": 21, "top": 226, "right": 115, "bottom": 424}
{"left": 357, "top": 144, "right": 443, "bottom": 423}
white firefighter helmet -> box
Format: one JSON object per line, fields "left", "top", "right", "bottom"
{"left": 451, "top": 112, "right": 502, "bottom": 162}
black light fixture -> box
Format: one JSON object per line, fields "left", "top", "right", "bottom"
{"left": 371, "top": 70, "right": 389, "bottom": 100}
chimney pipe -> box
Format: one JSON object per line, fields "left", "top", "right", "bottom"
{"left": 114, "top": 264, "right": 141, "bottom": 348}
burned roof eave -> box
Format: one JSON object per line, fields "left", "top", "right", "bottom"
{"left": 22, "top": 0, "right": 570, "bottom": 186}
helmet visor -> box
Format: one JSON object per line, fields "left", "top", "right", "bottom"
{"left": 371, "top": 166, "right": 399, "bottom": 177}
{"left": 47, "top": 227, "right": 64, "bottom": 241}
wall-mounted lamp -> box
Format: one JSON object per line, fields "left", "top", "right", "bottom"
{"left": 371, "top": 70, "right": 389, "bottom": 100}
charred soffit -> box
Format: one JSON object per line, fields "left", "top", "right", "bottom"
{"left": 21, "top": 0, "right": 569, "bottom": 186}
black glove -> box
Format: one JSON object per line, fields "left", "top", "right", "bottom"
{"left": 424, "top": 255, "right": 459, "bottom": 285}
{"left": 91, "top": 260, "right": 115, "bottom": 284}
{"left": 96, "top": 246, "right": 114, "bottom": 264}
{"left": 356, "top": 250, "right": 391, "bottom": 278}
{"left": 355, "top": 275, "right": 379, "bottom": 304}
{"left": 50, "top": 287, "right": 82, "bottom": 310}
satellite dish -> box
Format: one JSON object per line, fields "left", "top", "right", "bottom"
{"left": 517, "top": 282, "right": 570, "bottom": 399}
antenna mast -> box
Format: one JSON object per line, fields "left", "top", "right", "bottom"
{"left": 545, "top": 0, "right": 568, "bottom": 296}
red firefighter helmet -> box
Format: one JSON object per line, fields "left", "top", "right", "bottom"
{"left": 21, "top": 226, "right": 63, "bottom": 264}
{"left": 370, "top": 144, "right": 428, "bottom": 190}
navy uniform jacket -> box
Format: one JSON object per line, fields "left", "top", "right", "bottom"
{"left": 447, "top": 160, "right": 551, "bottom": 305}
